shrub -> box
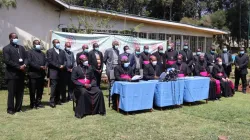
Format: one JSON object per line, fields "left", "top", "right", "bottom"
{"left": 0, "top": 50, "right": 7, "bottom": 89}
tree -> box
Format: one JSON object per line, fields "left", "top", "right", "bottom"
{"left": 0, "top": 0, "right": 16, "bottom": 9}
{"left": 210, "top": 10, "right": 227, "bottom": 30}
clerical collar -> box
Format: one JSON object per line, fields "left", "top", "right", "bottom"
{"left": 65, "top": 49, "right": 71, "bottom": 54}
{"left": 11, "top": 43, "right": 18, "bottom": 48}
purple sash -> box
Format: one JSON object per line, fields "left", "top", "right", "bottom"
{"left": 78, "top": 79, "right": 91, "bottom": 84}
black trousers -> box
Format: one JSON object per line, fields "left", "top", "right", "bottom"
{"left": 235, "top": 73, "right": 247, "bottom": 91}
{"left": 29, "top": 77, "right": 44, "bottom": 106}
{"left": 223, "top": 65, "right": 231, "bottom": 77}
{"left": 64, "top": 71, "right": 73, "bottom": 100}
{"left": 94, "top": 70, "right": 102, "bottom": 88}
{"left": 50, "top": 79, "right": 65, "bottom": 104}
{"left": 7, "top": 79, "right": 24, "bottom": 112}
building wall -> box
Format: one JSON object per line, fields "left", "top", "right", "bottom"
{"left": 59, "top": 11, "right": 213, "bottom": 37}
{"left": 0, "top": 0, "right": 213, "bottom": 51}
{"left": 0, "top": 0, "right": 59, "bottom": 49}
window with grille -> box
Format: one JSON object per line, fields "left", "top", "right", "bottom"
{"left": 139, "top": 32, "right": 147, "bottom": 38}
{"left": 166, "top": 34, "right": 174, "bottom": 44}
{"left": 148, "top": 33, "right": 157, "bottom": 39}
{"left": 206, "top": 38, "right": 213, "bottom": 52}
{"left": 198, "top": 37, "right": 205, "bottom": 52}
{"left": 175, "top": 35, "right": 181, "bottom": 50}
{"left": 190, "top": 36, "right": 197, "bottom": 52}
{"left": 159, "top": 33, "right": 166, "bottom": 40}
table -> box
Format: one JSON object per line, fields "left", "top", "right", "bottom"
{"left": 111, "top": 81, "right": 157, "bottom": 112}
{"left": 178, "top": 77, "right": 210, "bottom": 102}
{"left": 154, "top": 80, "right": 185, "bottom": 107}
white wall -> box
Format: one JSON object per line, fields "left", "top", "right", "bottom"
{"left": 0, "top": 0, "right": 213, "bottom": 50}
{"left": 59, "top": 11, "right": 214, "bottom": 37}
{"left": 0, "top": 0, "right": 59, "bottom": 49}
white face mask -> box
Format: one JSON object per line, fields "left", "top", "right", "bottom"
{"left": 65, "top": 47, "right": 71, "bottom": 51}
{"left": 152, "top": 61, "right": 157, "bottom": 66}
{"left": 83, "top": 61, "right": 89, "bottom": 66}
{"left": 125, "top": 49, "right": 130, "bottom": 54}
{"left": 218, "top": 62, "right": 222, "bottom": 65}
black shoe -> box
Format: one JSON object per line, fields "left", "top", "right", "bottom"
{"left": 30, "top": 104, "right": 35, "bottom": 109}
{"left": 56, "top": 101, "right": 62, "bottom": 105}
{"left": 100, "top": 113, "right": 106, "bottom": 116}
{"left": 75, "top": 114, "right": 84, "bottom": 119}
{"left": 36, "top": 104, "right": 45, "bottom": 108}
{"left": 234, "top": 89, "right": 238, "bottom": 92}
{"left": 242, "top": 90, "right": 246, "bottom": 94}
{"left": 49, "top": 103, "right": 56, "bottom": 108}
{"left": 68, "top": 97, "right": 73, "bottom": 101}
{"left": 7, "top": 110, "right": 15, "bottom": 115}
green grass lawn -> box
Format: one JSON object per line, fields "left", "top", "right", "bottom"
{"left": 0, "top": 89, "right": 250, "bottom": 140}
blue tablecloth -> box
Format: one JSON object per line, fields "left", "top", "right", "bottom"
{"left": 111, "top": 81, "right": 157, "bottom": 112}
{"left": 178, "top": 77, "right": 210, "bottom": 102}
{"left": 154, "top": 80, "right": 185, "bottom": 107}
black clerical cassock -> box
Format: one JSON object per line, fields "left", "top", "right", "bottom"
{"left": 143, "top": 63, "right": 162, "bottom": 80}
{"left": 114, "top": 65, "right": 134, "bottom": 81}
{"left": 28, "top": 49, "right": 46, "bottom": 108}
{"left": 71, "top": 65, "right": 106, "bottom": 118}
{"left": 152, "top": 51, "right": 164, "bottom": 71}
{"left": 140, "top": 52, "right": 151, "bottom": 68}
{"left": 164, "top": 50, "right": 178, "bottom": 69}
{"left": 195, "top": 59, "right": 218, "bottom": 100}
{"left": 212, "top": 64, "right": 234, "bottom": 97}
{"left": 172, "top": 62, "right": 188, "bottom": 77}
{"left": 179, "top": 49, "right": 193, "bottom": 75}
{"left": 3, "top": 43, "right": 27, "bottom": 113}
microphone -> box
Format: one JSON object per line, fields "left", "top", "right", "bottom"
{"left": 159, "top": 72, "right": 166, "bottom": 81}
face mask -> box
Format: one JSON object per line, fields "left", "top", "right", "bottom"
{"left": 65, "top": 47, "right": 71, "bottom": 51}
{"left": 135, "top": 51, "right": 140, "bottom": 55}
{"left": 83, "top": 61, "right": 89, "bottom": 66}
{"left": 197, "top": 52, "right": 201, "bottom": 55}
{"left": 12, "top": 38, "right": 18, "bottom": 44}
{"left": 211, "top": 50, "right": 215, "bottom": 54}
{"left": 159, "top": 50, "right": 164, "bottom": 54}
{"left": 240, "top": 51, "right": 244, "bottom": 54}
{"left": 55, "top": 43, "right": 60, "bottom": 49}
{"left": 144, "top": 49, "right": 149, "bottom": 53}
{"left": 123, "top": 62, "right": 130, "bottom": 67}
{"left": 115, "top": 45, "right": 119, "bottom": 49}
{"left": 183, "top": 46, "right": 188, "bottom": 49}
{"left": 223, "top": 48, "right": 227, "bottom": 52}
{"left": 35, "top": 45, "right": 41, "bottom": 50}
{"left": 218, "top": 62, "right": 222, "bottom": 65}
{"left": 125, "top": 50, "right": 130, "bottom": 54}
{"left": 84, "top": 49, "right": 89, "bottom": 53}
{"left": 95, "top": 47, "right": 99, "bottom": 51}
{"left": 152, "top": 61, "right": 157, "bottom": 66}
{"left": 167, "top": 46, "right": 171, "bottom": 50}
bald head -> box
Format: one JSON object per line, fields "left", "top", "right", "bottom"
{"left": 150, "top": 55, "right": 157, "bottom": 65}
{"left": 199, "top": 54, "right": 205, "bottom": 62}
{"left": 82, "top": 44, "right": 88, "bottom": 50}
{"left": 65, "top": 42, "right": 71, "bottom": 47}
{"left": 112, "top": 41, "right": 119, "bottom": 46}
{"left": 144, "top": 45, "right": 149, "bottom": 53}
{"left": 150, "top": 55, "right": 156, "bottom": 61}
